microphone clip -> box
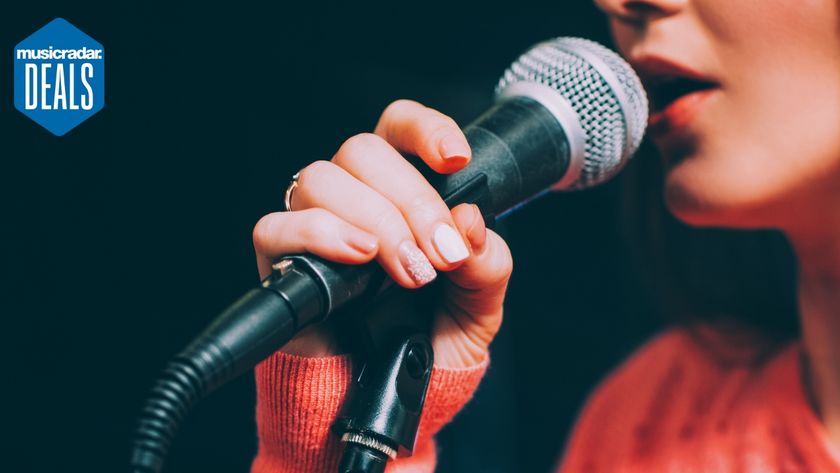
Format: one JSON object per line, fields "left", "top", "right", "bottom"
{"left": 331, "top": 289, "right": 435, "bottom": 473}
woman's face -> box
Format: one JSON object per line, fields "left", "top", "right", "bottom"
{"left": 595, "top": 0, "right": 840, "bottom": 231}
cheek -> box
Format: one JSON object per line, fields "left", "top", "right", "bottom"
{"left": 728, "top": 58, "right": 840, "bottom": 189}
{"left": 697, "top": 0, "right": 840, "bottom": 130}
{"left": 696, "top": 0, "right": 837, "bottom": 47}
{"left": 663, "top": 0, "right": 840, "bottom": 228}
{"left": 663, "top": 80, "right": 840, "bottom": 228}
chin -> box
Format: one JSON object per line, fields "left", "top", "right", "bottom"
{"left": 664, "top": 184, "right": 735, "bottom": 228}
{"left": 661, "top": 155, "right": 782, "bottom": 230}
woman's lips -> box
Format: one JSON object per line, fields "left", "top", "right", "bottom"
{"left": 648, "top": 87, "right": 719, "bottom": 138}
{"left": 631, "top": 56, "right": 720, "bottom": 139}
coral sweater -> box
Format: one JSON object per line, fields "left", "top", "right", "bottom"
{"left": 251, "top": 328, "right": 840, "bottom": 472}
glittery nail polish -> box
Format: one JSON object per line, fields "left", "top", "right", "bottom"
{"left": 398, "top": 240, "right": 436, "bottom": 285}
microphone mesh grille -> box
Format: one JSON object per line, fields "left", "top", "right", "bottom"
{"left": 496, "top": 37, "right": 648, "bottom": 190}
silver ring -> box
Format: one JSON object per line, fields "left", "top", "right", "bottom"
{"left": 283, "top": 172, "right": 300, "bottom": 211}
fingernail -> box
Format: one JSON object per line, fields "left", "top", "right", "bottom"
{"left": 398, "top": 241, "right": 437, "bottom": 285}
{"left": 433, "top": 223, "right": 470, "bottom": 264}
{"left": 345, "top": 232, "right": 378, "bottom": 254}
{"left": 438, "top": 135, "right": 470, "bottom": 162}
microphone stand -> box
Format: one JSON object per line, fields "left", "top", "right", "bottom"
{"left": 331, "top": 284, "right": 436, "bottom": 473}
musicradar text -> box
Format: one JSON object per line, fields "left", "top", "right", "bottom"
{"left": 17, "top": 46, "right": 103, "bottom": 111}
{"left": 16, "top": 46, "right": 103, "bottom": 60}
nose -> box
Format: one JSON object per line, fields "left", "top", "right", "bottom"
{"left": 594, "top": 0, "right": 686, "bottom": 22}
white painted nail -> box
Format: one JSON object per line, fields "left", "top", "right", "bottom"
{"left": 433, "top": 223, "right": 469, "bottom": 264}
{"left": 399, "top": 241, "right": 437, "bottom": 285}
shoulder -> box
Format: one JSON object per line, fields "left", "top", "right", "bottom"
{"left": 569, "top": 323, "right": 779, "bottom": 419}
{"left": 570, "top": 328, "right": 705, "bottom": 427}
{"left": 556, "top": 325, "right": 777, "bottom": 472}
{"left": 576, "top": 326, "right": 724, "bottom": 409}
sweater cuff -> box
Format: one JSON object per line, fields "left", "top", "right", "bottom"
{"left": 252, "top": 351, "right": 488, "bottom": 473}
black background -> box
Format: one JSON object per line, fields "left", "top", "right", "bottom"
{"left": 2, "top": 1, "right": 663, "bottom": 472}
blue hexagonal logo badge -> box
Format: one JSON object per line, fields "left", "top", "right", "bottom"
{"left": 13, "top": 18, "right": 105, "bottom": 136}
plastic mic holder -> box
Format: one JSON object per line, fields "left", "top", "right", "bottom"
{"left": 332, "top": 288, "right": 435, "bottom": 473}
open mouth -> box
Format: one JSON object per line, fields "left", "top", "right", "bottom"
{"left": 632, "top": 57, "right": 721, "bottom": 136}
{"left": 648, "top": 76, "right": 718, "bottom": 113}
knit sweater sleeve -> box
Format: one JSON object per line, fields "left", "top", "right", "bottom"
{"left": 250, "top": 350, "right": 488, "bottom": 473}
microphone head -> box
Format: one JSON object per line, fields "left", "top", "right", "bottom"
{"left": 496, "top": 37, "right": 649, "bottom": 190}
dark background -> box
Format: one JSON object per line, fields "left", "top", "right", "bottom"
{"left": 2, "top": 1, "right": 664, "bottom": 472}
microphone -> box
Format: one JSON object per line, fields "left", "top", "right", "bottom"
{"left": 130, "top": 37, "right": 648, "bottom": 473}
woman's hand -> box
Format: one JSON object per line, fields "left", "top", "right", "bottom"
{"left": 252, "top": 100, "right": 513, "bottom": 369}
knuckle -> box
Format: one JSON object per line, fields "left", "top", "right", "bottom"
{"left": 485, "top": 261, "right": 513, "bottom": 291}
{"left": 370, "top": 205, "right": 407, "bottom": 237}
{"left": 298, "top": 160, "right": 334, "bottom": 188}
{"left": 426, "top": 117, "right": 459, "bottom": 141}
{"left": 338, "top": 132, "right": 385, "bottom": 159}
{"left": 382, "top": 99, "right": 422, "bottom": 119}
{"left": 441, "top": 114, "right": 458, "bottom": 128}
{"left": 378, "top": 100, "right": 427, "bottom": 140}
{"left": 500, "top": 250, "right": 514, "bottom": 277}
{"left": 492, "top": 238, "right": 515, "bottom": 279}
{"left": 301, "top": 206, "right": 330, "bottom": 221}
{"left": 252, "top": 213, "right": 280, "bottom": 252}
{"left": 405, "top": 193, "right": 442, "bottom": 220}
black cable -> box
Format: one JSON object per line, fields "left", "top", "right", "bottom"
{"left": 130, "top": 348, "right": 217, "bottom": 472}
{"left": 128, "top": 93, "right": 576, "bottom": 472}
{"left": 130, "top": 269, "right": 324, "bottom": 473}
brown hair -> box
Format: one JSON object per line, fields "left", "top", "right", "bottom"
{"left": 618, "top": 141, "right": 799, "bottom": 344}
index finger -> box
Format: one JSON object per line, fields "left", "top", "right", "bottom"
{"left": 374, "top": 99, "right": 471, "bottom": 174}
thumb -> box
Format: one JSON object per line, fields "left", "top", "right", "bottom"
{"left": 430, "top": 204, "right": 512, "bottom": 368}
{"left": 443, "top": 204, "right": 513, "bottom": 319}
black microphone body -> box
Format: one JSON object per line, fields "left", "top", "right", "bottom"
{"left": 129, "top": 95, "right": 571, "bottom": 473}
{"left": 130, "top": 36, "right": 649, "bottom": 473}
{"left": 200, "top": 94, "right": 572, "bottom": 390}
